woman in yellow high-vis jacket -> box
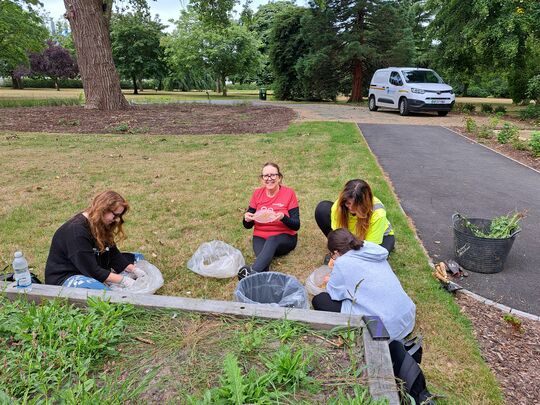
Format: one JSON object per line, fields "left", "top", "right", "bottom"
{"left": 315, "top": 179, "right": 395, "bottom": 252}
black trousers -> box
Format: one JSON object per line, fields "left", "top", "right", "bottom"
{"left": 252, "top": 233, "right": 297, "bottom": 272}
{"left": 314, "top": 200, "right": 395, "bottom": 252}
{"left": 312, "top": 292, "right": 343, "bottom": 312}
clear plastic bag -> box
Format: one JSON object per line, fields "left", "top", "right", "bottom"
{"left": 305, "top": 265, "right": 332, "bottom": 296}
{"left": 187, "top": 240, "right": 245, "bottom": 278}
{"left": 235, "top": 271, "right": 308, "bottom": 309}
{"left": 108, "top": 260, "right": 164, "bottom": 294}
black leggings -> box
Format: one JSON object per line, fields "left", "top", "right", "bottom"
{"left": 312, "top": 292, "right": 343, "bottom": 312}
{"left": 252, "top": 234, "right": 297, "bottom": 272}
{"left": 314, "top": 200, "right": 395, "bottom": 252}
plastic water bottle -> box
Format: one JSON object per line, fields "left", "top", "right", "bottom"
{"left": 12, "top": 251, "right": 32, "bottom": 292}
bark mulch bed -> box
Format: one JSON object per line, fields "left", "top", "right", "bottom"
{"left": 456, "top": 293, "right": 540, "bottom": 405}
{"left": 446, "top": 123, "right": 540, "bottom": 404}
{"left": 0, "top": 104, "right": 297, "bottom": 135}
{"left": 450, "top": 126, "right": 540, "bottom": 172}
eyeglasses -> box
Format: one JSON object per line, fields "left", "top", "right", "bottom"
{"left": 110, "top": 210, "right": 124, "bottom": 219}
{"left": 261, "top": 173, "right": 279, "bottom": 180}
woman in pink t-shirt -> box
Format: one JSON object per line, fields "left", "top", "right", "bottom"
{"left": 238, "top": 162, "right": 300, "bottom": 279}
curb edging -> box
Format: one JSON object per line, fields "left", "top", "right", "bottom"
{"left": 458, "top": 288, "right": 540, "bottom": 322}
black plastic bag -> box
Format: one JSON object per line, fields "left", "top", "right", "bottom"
{"left": 0, "top": 271, "right": 43, "bottom": 284}
{"left": 389, "top": 340, "right": 434, "bottom": 405}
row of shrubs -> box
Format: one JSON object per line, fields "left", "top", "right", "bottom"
{"left": 455, "top": 102, "right": 540, "bottom": 121}
{"left": 2, "top": 77, "right": 270, "bottom": 92}
{"left": 465, "top": 117, "right": 540, "bottom": 157}
{"left": 2, "top": 77, "right": 161, "bottom": 90}
{"left": 456, "top": 103, "right": 507, "bottom": 114}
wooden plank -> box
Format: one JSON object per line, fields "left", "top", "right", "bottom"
{"left": 363, "top": 332, "right": 401, "bottom": 404}
{"left": 2, "top": 281, "right": 400, "bottom": 402}
{"left": 1, "top": 282, "right": 361, "bottom": 329}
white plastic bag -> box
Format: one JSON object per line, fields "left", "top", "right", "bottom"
{"left": 305, "top": 265, "right": 332, "bottom": 296}
{"left": 108, "top": 260, "right": 164, "bottom": 294}
{"left": 187, "top": 240, "right": 245, "bottom": 278}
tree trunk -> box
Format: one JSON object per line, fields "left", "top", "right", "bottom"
{"left": 137, "top": 78, "right": 143, "bottom": 92}
{"left": 64, "top": 0, "right": 128, "bottom": 110}
{"left": 216, "top": 79, "right": 221, "bottom": 93}
{"left": 350, "top": 59, "right": 363, "bottom": 102}
{"left": 132, "top": 75, "right": 138, "bottom": 95}
{"left": 349, "top": 6, "right": 365, "bottom": 103}
{"left": 11, "top": 74, "right": 22, "bottom": 89}
{"left": 222, "top": 75, "right": 227, "bottom": 96}
{"left": 54, "top": 78, "right": 60, "bottom": 91}
{"left": 462, "top": 82, "right": 469, "bottom": 97}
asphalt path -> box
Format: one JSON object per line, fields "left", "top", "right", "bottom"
{"left": 359, "top": 124, "right": 540, "bottom": 316}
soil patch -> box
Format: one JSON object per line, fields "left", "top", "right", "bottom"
{"left": 0, "top": 104, "right": 296, "bottom": 135}
{"left": 449, "top": 126, "right": 540, "bottom": 172}
{"left": 456, "top": 293, "right": 540, "bottom": 405}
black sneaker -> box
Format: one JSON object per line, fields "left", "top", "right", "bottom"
{"left": 238, "top": 265, "right": 256, "bottom": 280}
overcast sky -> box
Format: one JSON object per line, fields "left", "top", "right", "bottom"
{"left": 42, "top": 0, "right": 295, "bottom": 31}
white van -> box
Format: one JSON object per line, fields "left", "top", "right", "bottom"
{"left": 368, "top": 67, "right": 455, "bottom": 116}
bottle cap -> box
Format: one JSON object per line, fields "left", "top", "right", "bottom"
{"left": 14, "top": 251, "right": 22, "bottom": 258}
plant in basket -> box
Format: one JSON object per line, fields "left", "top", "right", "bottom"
{"left": 462, "top": 211, "right": 524, "bottom": 239}
{"left": 452, "top": 211, "right": 525, "bottom": 274}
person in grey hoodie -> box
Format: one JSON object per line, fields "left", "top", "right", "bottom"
{"left": 312, "top": 228, "right": 415, "bottom": 341}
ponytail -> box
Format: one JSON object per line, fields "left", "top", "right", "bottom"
{"left": 328, "top": 228, "right": 364, "bottom": 256}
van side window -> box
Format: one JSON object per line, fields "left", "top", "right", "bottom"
{"left": 373, "top": 72, "right": 386, "bottom": 83}
{"left": 389, "top": 71, "right": 403, "bottom": 86}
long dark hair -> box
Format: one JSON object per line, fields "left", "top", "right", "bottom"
{"left": 86, "top": 190, "right": 129, "bottom": 252}
{"left": 328, "top": 228, "right": 364, "bottom": 256}
{"left": 335, "top": 179, "right": 373, "bottom": 239}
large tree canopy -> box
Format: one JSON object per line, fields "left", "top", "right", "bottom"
{"left": 268, "top": 0, "right": 415, "bottom": 101}
{"left": 249, "top": 1, "right": 297, "bottom": 85}
{"left": 0, "top": 0, "right": 48, "bottom": 87}
{"left": 29, "top": 39, "right": 78, "bottom": 90}
{"left": 163, "top": 9, "right": 262, "bottom": 96}
{"left": 427, "top": 0, "right": 540, "bottom": 102}
{"left": 111, "top": 10, "right": 167, "bottom": 94}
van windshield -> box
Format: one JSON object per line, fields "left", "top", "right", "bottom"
{"left": 402, "top": 69, "right": 444, "bottom": 84}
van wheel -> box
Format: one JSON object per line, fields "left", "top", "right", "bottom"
{"left": 368, "top": 96, "right": 378, "bottom": 111}
{"left": 399, "top": 98, "right": 409, "bottom": 116}
{"left": 438, "top": 111, "right": 449, "bottom": 117}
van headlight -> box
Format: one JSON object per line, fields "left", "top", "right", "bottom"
{"left": 411, "top": 88, "right": 425, "bottom": 94}
{"left": 450, "top": 89, "right": 454, "bottom": 95}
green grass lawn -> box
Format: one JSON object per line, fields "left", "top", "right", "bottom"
{"left": 0, "top": 121, "right": 503, "bottom": 403}
{"left": 0, "top": 87, "right": 272, "bottom": 107}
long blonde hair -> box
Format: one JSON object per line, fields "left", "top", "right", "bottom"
{"left": 335, "top": 179, "right": 373, "bottom": 240}
{"left": 85, "top": 190, "right": 129, "bottom": 252}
